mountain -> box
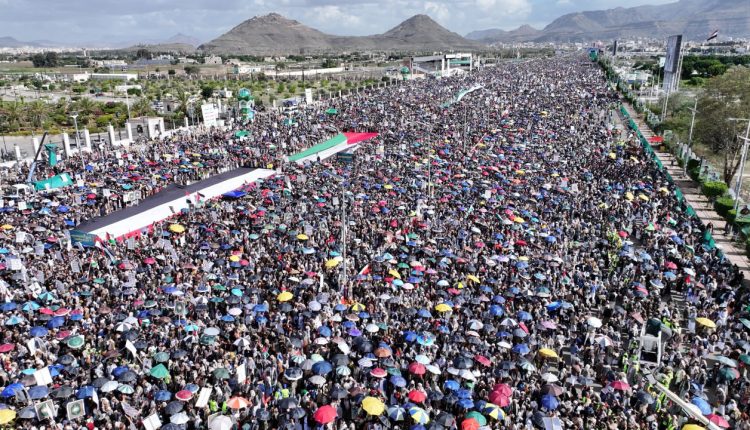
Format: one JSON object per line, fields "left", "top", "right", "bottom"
{"left": 468, "top": 0, "right": 750, "bottom": 43}
{"left": 0, "top": 36, "right": 45, "bottom": 48}
{"left": 163, "top": 33, "right": 201, "bottom": 47}
{"left": 199, "top": 13, "right": 484, "bottom": 54}
{"left": 466, "top": 25, "right": 541, "bottom": 44}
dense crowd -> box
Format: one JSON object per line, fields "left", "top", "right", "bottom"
{"left": 0, "top": 55, "right": 749, "bottom": 430}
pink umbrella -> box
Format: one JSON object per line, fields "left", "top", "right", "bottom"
{"left": 143, "top": 257, "right": 156, "bottom": 265}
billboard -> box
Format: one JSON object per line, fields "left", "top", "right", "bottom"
{"left": 662, "top": 35, "right": 682, "bottom": 93}
{"left": 201, "top": 103, "right": 219, "bottom": 128}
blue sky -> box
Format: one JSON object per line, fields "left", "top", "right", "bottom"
{"left": 0, "top": 0, "right": 678, "bottom": 45}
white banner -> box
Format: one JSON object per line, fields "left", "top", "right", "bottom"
{"left": 195, "top": 387, "right": 213, "bottom": 408}
{"left": 237, "top": 364, "right": 246, "bottom": 384}
{"left": 34, "top": 367, "right": 53, "bottom": 386}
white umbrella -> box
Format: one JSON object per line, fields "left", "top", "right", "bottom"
{"left": 204, "top": 327, "right": 220, "bottom": 336}
{"left": 233, "top": 337, "right": 251, "bottom": 348}
{"left": 595, "top": 335, "right": 614, "bottom": 347}
{"left": 115, "top": 322, "right": 132, "bottom": 332}
{"left": 101, "top": 380, "right": 120, "bottom": 393}
{"left": 314, "top": 337, "right": 329, "bottom": 345}
{"left": 498, "top": 341, "right": 512, "bottom": 349}
{"left": 586, "top": 317, "right": 602, "bottom": 328}
{"left": 228, "top": 308, "right": 242, "bottom": 316}
{"left": 365, "top": 324, "right": 379, "bottom": 333}
{"left": 210, "top": 415, "right": 233, "bottom": 430}
{"left": 337, "top": 342, "right": 350, "bottom": 355}
{"left": 309, "top": 375, "right": 326, "bottom": 386}
{"left": 541, "top": 373, "right": 559, "bottom": 383}
{"left": 426, "top": 364, "right": 441, "bottom": 375}
{"left": 170, "top": 412, "right": 190, "bottom": 425}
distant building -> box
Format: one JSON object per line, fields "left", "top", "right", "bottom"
{"left": 233, "top": 64, "right": 264, "bottom": 75}
{"left": 204, "top": 55, "right": 223, "bottom": 65}
{"left": 89, "top": 72, "right": 138, "bottom": 81}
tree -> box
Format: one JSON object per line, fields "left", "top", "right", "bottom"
{"left": 168, "top": 69, "right": 176, "bottom": 76}
{"left": 31, "top": 52, "right": 59, "bottom": 68}
{"left": 694, "top": 67, "right": 750, "bottom": 184}
{"left": 135, "top": 48, "right": 152, "bottom": 60}
{"left": 26, "top": 100, "right": 49, "bottom": 128}
{"left": 184, "top": 65, "right": 200, "bottom": 77}
{"left": 200, "top": 84, "right": 215, "bottom": 100}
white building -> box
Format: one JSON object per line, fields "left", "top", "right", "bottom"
{"left": 204, "top": 55, "right": 223, "bottom": 65}
{"left": 90, "top": 73, "right": 138, "bottom": 81}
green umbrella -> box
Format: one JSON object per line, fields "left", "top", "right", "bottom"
{"left": 200, "top": 334, "right": 216, "bottom": 345}
{"left": 153, "top": 352, "right": 170, "bottom": 363}
{"left": 117, "top": 384, "right": 135, "bottom": 394}
{"left": 739, "top": 354, "right": 750, "bottom": 365}
{"left": 719, "top": 367, "right": 739, "bottom": 381}
{"left": 325, "top": 108, "right": 338, "bottom": 115}
{"left": 740, "top": 318, "right": 750, "bottom": 330}
{"left": 66, "top": 335, "right": 85, "bottom": 349}
{"left": 465, "top": 412, "right": 487, "bottom": 426}
{"left": 212, "top": 284, "right": 226, "bottom": 291}
{"left": 212, "top": 367, "right": 230, "bottom": 380}
{"left": 397, "top": 263, "right": 410, "bottom": 269}
{"left": 150, "top": 364, "right": 170, "bottom": 379}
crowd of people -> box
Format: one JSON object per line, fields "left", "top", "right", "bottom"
{"left": 0, "top": 54, "right": 749, "bottom": 430}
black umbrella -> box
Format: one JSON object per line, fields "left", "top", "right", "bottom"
{"left": 18, "top": 406, "right": 37, "bottom": 419}
{"left": 118, "top": 371, "right": 138, "bottom": 383}
{"left": 134, "top": 340, "right": 148, "bottom": 350}
{"left": 165, "top": 401, "right": 184, "bottom": 415}
{"left": 58, "top": 355, "right": 75, "bottom": 365}
{"left": 330, "top": 387, "right": 348, "bottom": 400}
{"left": 453, "top": 357, "right": 473, "bottom": 369}
{"left": 171, "top": 350, "right": 188, "bottom": 359}
{"left": 635, "top": 390, "right": 654, "bottom": 404}
{"left": 290, "top": 408, "right": 306, "bottom": 419}
{"left": 278, "top": 397, "right": 298, "bottom": 410}
{"left": 284, "top": 367, "right": 303, "bottom": 380}
{"left": 51, "top": 386, "right": 74, "bottom": 399}
{"left": 92, "top": 378, "right": 110, "bottom": 389}
{"left": 121, "top": 330, "right": 139, "bottom": 341}
{"left": 434, "top": 412, "right": 455, "bottom": 427}
{"left": 428, "top": 390, "right": 444, "bottom": 401}
{"left": 331, "top": 354, "right": 350, "bottom": 366}
{"left": 532, "top": 411, "right": 546, "bottom": 429}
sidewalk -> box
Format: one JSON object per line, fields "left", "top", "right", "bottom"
{"left": 623, "top": 103, "right": 750, "bottom": 279}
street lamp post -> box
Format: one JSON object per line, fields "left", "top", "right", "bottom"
{"left": 729, "top": 118, "right": 750, "bottom": 213}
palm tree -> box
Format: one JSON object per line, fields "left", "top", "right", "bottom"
{"left": 0, "top": 100, "right": 24, "bottom": 131}
{"left": 131, "top": 98, "right": 154, "bottom": 118}
{"left": 26, "top": 100, "right": 50, "bottom": 129}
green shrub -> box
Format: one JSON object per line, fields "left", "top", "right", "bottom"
{"left": 745, "top": 238, "right": 750, "bottom": 255}
{"left": 715, "top": 196, "right": 735, "bottom": 217}
{"left": 701, "top": 181, "right": 728, "bottom": 199}
{"left": 728, "top": 209, "right": 737, "bottom": 223}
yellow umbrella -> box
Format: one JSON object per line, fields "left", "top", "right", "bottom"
{"left": 351, "top": 303, "right": 366, "bottom": 312}
{"left": 608, "top": 152, "right": 616, "bottom": 159}
{"left": 515, "top": 170, "right": 525, "bottom": 175}
{"left": 513, "top": 217, "right": 525, "bottom": 223}
{"left": 0, "top": 409, "right": 15, "bottom": 425}
{"left": 538, "top": 348, "right": 559, "bottom": 359}
{"left": 638, "top": 194, "right": 649, "bottom": 201}
{"left": 169, "top": 224, "right": 185, "bottom": 233}
{"left": 658, "top": 187, "right": 669, "bottom": 194}
{"left": 1, "top": 224, "right": 13, "bottom": 230}
{"left": 467, "top": 275, "right": 480, "bottom": 284}
{"left": 682, "top": 426, "right": 705, "bottom": 430}
{"left": 695, "top": 317, "right": 716, "bottom": 328}
{"left": 435, "top": 303, "right": 452, "bottom": 313}
{"left": 229, "top": 255, "right": 240, "bottom": 262}
{"left": 624, "top": 192, "right": 634, "bottom": 201}
{"left": 296, "top": 234, "right": 309, "bottom": 241}
{"left": 277, "top": 291, "right": 294, "bottom": 302}
{"left": 456, "top": 281, "right": 464, "bottom": 290}
{"left": 388, "top": 269, "right": 401, "bottom": 280}
{"left": 518, "top": 256, "right": 529, "bottom": 262}
{"left": 384, "top": 184, "right": 394, "bottom": 190}
{"left": 410, "top": 407, "right": 430, "bottom": 424}
{"left": 325, "top": 258, "right": 341, "bottom": 268}
{"left": 361, "top": 397, "right": 385, "bottom": 416}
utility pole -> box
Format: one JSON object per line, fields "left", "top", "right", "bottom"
{"left": 71, "top": 113, "right": 85, "bottom": 173}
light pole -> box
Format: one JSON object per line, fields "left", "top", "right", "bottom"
{"left": 412, "top": 120, "right": 435, "bottom": 201}
{"left": 683, "top": 98, "right": 698, "bottom": 177}
{"left": 729, "top": 117, "right": 750, "bottom": 213}
{"left": 330, "top": 173, "right": 349, "bottom": 299}
{"left": 123, "top": 90, "right": 131, "bottom": 121}
{"left": 70, "top": 113, "right": 85, "bottom": 172}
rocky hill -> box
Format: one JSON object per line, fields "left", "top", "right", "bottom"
{"left": 467, "top": 0, "right": 750, "bottom": 43}
{"left": 199, "top": 13, "right": 484, "bottom": 54}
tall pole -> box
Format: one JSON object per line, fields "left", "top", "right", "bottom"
{"left": 730, "top": 118, "right": 750, "bottom": 213}
{"left": 71, "top": 114, "right": 85, "bottom": 173}
{"left": 340, "top": 183, "right": 347, "bottom": 299}
{"left": 684, "top": 98, "right": 698, "bottom": 177}
{"left": 124, "top": 90, "right": 131, "bottom": 121}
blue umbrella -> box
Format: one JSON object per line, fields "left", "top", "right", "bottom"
{"left": 334, "top": 304, "right": 347, "bottom": 312}
{"left": 456, "top": 389, "right": 472, "bottom": 399}
{"left": 541, "top": 394, "right": 559, "bottom": 410}
{"left": 112, "top": 366, "right": 130, "bottom": 377}
{"left": 489, "top": 305, "right": 504, "bottom": 317}
{"left": 444, "top": 380, "right": 460, "bottom": 391}
{"left": 390, "top": 375, "right": 407, "bottom": 388}
{"left": 76, "top": 386, "right": 95, "bottom": 399}
{"left": 30, "top": 326, "right": 48, "bottom": 337}
{"left": 417, "top": 309, "right": 432, "bottom": 318}
{"left": 22, "top": 301, "right": 40, "bottom": 312}
{"left": 318, "top": 326, "right": 332, "bottom": 337}
{"left": 28, "top": 386, "right": 49, "bottom": 399}
{"left": 0, "top": 383, "right": 24, "bottom": 398}
{"left": 253, "top": 304, "right": 269, "bottom": 313}
{"left": 513, "top": 344, "right": 530, "bottom": 354}
{"left": 517, "top": 311, "right": 532, "bottom": 321}
{"left": 220, "top": 315, "right": 235, "bottom": 322}
{"left": 691, "top": 397, "right": 711, "bottom": 415}
{"left": 0, "top": 302, "right": 17, "bottom": 312}
{"left": 4, "top": 316, "right": 23, "bottom": 326}
{"left": 457, "top": 398, "right": 474, "bottom": 409}
{"left": 404, "top": 331, "right": 417, "bottom": 342}
{"left": 154, "top": 390, "right": 172, "bottom": 401}
{"left": 47, "top": 317, "right": 65, "bottom": 328}
{"left": 48, "top": 365, "right": 63, "bottom": 377}
{"left": 311, "top": 361, "right": 333, "bottom": 375}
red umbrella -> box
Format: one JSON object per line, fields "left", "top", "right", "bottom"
{"left": 314, "top": 405, "right": 338, "bottom": 424}
{"left": 462, "top": 418, "right": 480, "bottom": 430}
{"left": 408, "top": 362, "right": 426, "bottom": 375}
{"left": 665, "top": 261, "right": 677, "bottom": 270}
{"left": 0, "top": 343, "right": 15, "bottom": 353}
{"left": 618, "top": 231, "right": 628, "bottom": 238}
{"left": 408, "top": 390, "right": 427, "bottom": 403}
{"left": 143, "top": 257, "right": 156, "bottom": 265}
{"left": 86, "top": 193, "right": 97, "bottom": 199}
{"left": 175, "top": 390, "right": 193, "bottom": 401}
{"left": 609, "top": 380, "right": 630, "bottom": 391}
{"left": 706, "top": 414, "right": 730, "bottom": 428}
{"left": 370, "top": 368, "right": 387, "bottom": 378}
{"left": 488, "top": 391, "right": 510, "bottom": 407}
{"left": 492, "top": 383, "right": 512, "bottom": 397}
{"left": 474, "top": 355, "right": 492, "bottom": 367}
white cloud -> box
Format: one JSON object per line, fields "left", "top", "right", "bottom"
{"left": 423, "top": 1, "right": 451, "bottom": 22}
{"left": 475, "top": 0, "right": 532, "bottom": 15}
{"left": 305, "top": 5, "right": 362, "bottom": 28}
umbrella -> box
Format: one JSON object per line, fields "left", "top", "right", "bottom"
{"left": 462, "top": 418, "right": 480, "bottom": 430}
{"left": 227, "top": 397, "right": 251, "bottom": 409}
{"left": 483, "top": 403, "right": 505, "bottom": 420}
{"left": 101, "top": 381, "right": 120, "bottom": 393}
{"left": 695, "top": 317, "right": 716, "bottom": 329}
{"left": 409, "top": 407, "right": 430, "bottom": 424}
{"left": 51, "top": 386, "right": 74, "bottom": 399}
{"left": 609, "top": 380, "right": 631, "bottom": 391}
{"left": 691, "top": 397, "right": 711, "bottom": 415}
{"left": 212, "top": 367, "right": 230, "bottom": 380}
{"left": 362, "top": 397, "right": 385, "bottom": 416}
{"left": 164, "top": 401, "right": 183, "bottom": 415}
{"left": 175, "top": 390, "right": 193, "bottom": 401}
{"left": 76, "top": 386, "right": 95, "bottom": 399}
{"left": 388, "top": 406, "right": 407, "bottom": 421}
{"left": 706, "top": 414, "right": 730, "bottom": 428}
{"left": 313, "top": 405, "right": 338, "bottom": 424}
{"left": 170, "top": 412, "right": 190, "bottom": 425}
{"left": 153, "top": 352, "right": 170, "bottom": 363}
{"left": 541, "top": 384, "right": 564, "bottom": 396}
{"left": 408, "top": 390, "right": 427, "bottom": 403}
{"left": 538, "top": 348, "right": 558, "bottom": 359}
{"left": 155, "top": 390, "right": 172, "bottom": 401}
{"left": 209, "top": 415, "right": 233, "bottom": 430}
{"left": 0, "top": 409, "right": 15, "bottom": 425}
{"left": 465, "top": 412, "right": 487, "bottom": 426}
{"left": 540, "top": 394, "right": 559, "bottom": 410}
{"left": 150, "top": 364, "right": 170, "bottom": 379}
{"left": 28, "top": 386, "right": 49, "bottom": 399}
